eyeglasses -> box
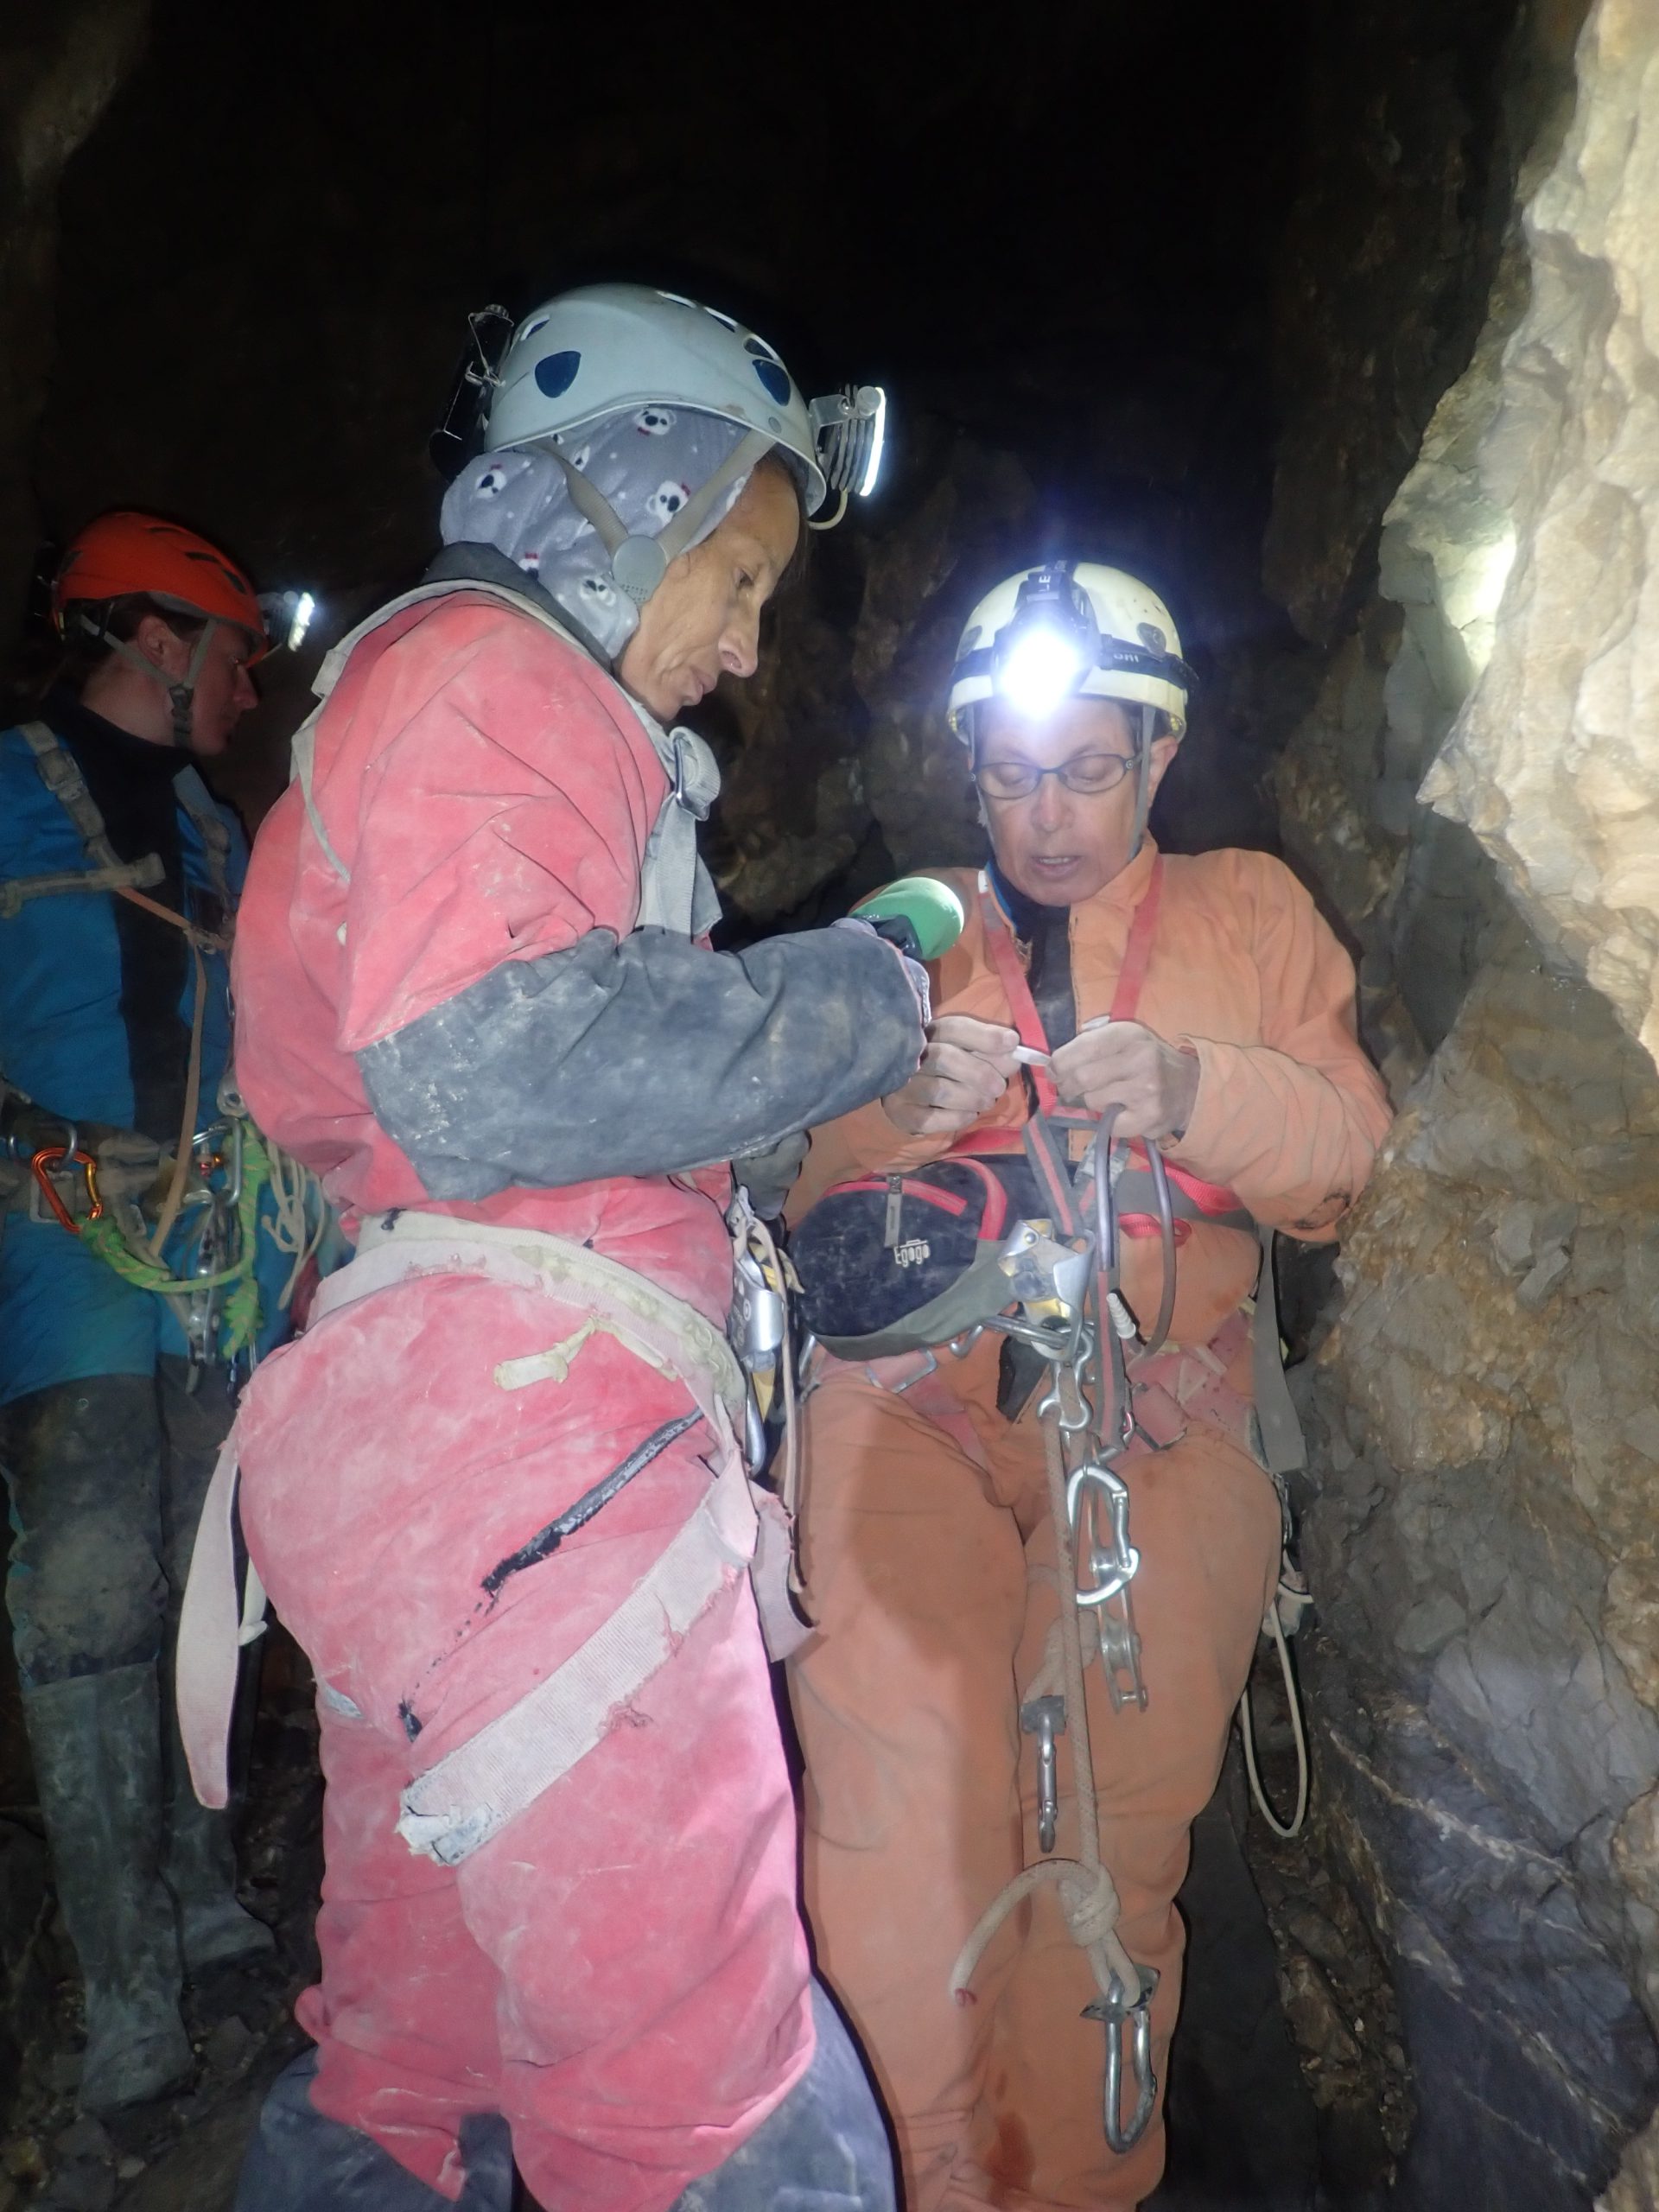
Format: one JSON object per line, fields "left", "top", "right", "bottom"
{"left": 972, "top": 752, "right": 1135, "bottom": 802}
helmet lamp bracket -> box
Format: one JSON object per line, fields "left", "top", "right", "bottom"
{"left": 809, "top": 385, "right": 887, "bottom": 504}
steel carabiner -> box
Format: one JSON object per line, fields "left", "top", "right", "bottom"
{"left": 1020, "top": 1694, "right": 1065, "bottom": 1854}
{"left": 1066, "top": 1461, "right": 1141, "bottom": 1606}
{"left": 1085, "top": 1963, "right": 1160, "bottom": 2154}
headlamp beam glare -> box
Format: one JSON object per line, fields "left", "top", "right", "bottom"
{"left": 997, "top": 626, "right": 1085, "bottom": 720}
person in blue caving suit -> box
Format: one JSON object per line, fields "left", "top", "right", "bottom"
{"left": 0, "top": 512, "right": 319, "bottom": 2112}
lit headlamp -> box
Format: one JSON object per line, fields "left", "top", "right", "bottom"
{"left": 810, "top": 385, "right": 888, "bottom": 502}
{"left": 993, "top": 566, "right": 1099, "bottom": 718}
{"left": 952, "top": 562, "right": 1200, "bottom": 724}
{"left": 257, "top": 589, "right": 318, "bottom": 655}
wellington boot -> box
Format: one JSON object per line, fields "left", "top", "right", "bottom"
{"left": 164, "top": 1785, "right": 276, "bottom": 1973}
{"left": 22, "top": 1665, "right": 194, "bottom": 2113}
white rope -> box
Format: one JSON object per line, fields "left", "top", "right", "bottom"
{"left": 1238, "top": 1597, "right": 1310, "bottom": 1840}
{"left": 949, "top": 1414, "right": 1137, "bottom": 2007}
{"left": 264, "top": 1141, "right": 328, "bottom": 1310}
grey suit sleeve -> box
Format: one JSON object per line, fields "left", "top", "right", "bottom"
{"left": 357, "top": 924, "right": 923, "bottom": 1198}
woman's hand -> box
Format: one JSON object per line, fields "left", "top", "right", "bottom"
{"left": 1049, "top": 1019, "right": 1200, "bottom": 1141}
{"left": 882, "top": 1016, "right": 1021, "bottom": 1137}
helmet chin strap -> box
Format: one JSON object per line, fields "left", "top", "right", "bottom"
{"left": 1130, "top": 703, "right": 1156, "bottom": 859}
{"left": 79, "top": 607, "right": 218, "bottom": 748}
{"left": 549, "top": 429, "right": 775, "bottom": 611}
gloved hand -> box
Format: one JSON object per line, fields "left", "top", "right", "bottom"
{"left": 734, "top": 1130, "right": 810, "bottom": 1219}
{"left": 882, "top": 1016, "right": 1020, "bottom": 1137}
{"left": 1050, "top": 1018, "right": 1199, "bottom": 1141}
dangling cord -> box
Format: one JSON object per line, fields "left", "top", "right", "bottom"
{"left": 949, "top": 1408, "right": 1140, "bottom": 2008}
{"left": 1239, "top": 1600, "right": 1310, "bottom": 1840}
{"left": 145, "top": 938, "right": 208, "bottom": 1261}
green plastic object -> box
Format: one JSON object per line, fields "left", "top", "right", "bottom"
{"left": 851, "top": 875, "right": 966, "bottom": 961}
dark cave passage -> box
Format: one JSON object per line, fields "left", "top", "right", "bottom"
{"left": 3, "top": 2, "right": 1658, "bottom": 2208}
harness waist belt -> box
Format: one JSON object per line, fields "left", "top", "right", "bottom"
{"left": 175, "top": 1212, "right": 772, "bottom": 1864}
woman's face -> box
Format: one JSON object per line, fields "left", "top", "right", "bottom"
{"left": 617, "top": 461, "right": 800, "bottom": 720}
{"left": 976, "top": 694, "right": 1180, "bottom": 904}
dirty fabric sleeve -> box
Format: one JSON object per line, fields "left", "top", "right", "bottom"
{"left": 232, "top": 1270, "right": 814, "bottom": 2212}
{"left": 275, "top": 595, "right": 919, "bottom": 1197}
{"left": 359, "top": 923, "right": 923, "bottom": 1198}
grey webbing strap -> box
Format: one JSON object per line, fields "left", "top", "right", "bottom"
{"left": 290, "top": 720, "right": 352, "bottom": 887}
{"left": 0, "top": 720, "right": 168, "bottom": 917}
{"left": 0, "top": 859, "right": 165, "bottom": 918}
{"left": 1251, "top": 1225, "right": 1306, "bottom": 1478}
{"left": 1111, "top": 1163, "right": 1254, "bottom": 1236}
{"left": 548, "top": 452, "right": 629, "bottom": 556}
{"left": 655, "top": 429, "right": 773, "bottom": 562}
{"left": 633, "top": 727, "right": 723, "bottom": 939}
{"left": 172, "top": 764, "right": 234, "bottom": 914}
{"left": 19, "top": 720, "right": 126, "bottom": 868}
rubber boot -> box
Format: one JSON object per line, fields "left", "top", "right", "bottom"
{"left": 22, "top": 1665, "right": 194, "bottom": 2112}
{"left": 162, "top": 1782, "right": 276, "bottom": 1973}
{"left": 236, "top": 2049, "right": 514, "bottom": 2210}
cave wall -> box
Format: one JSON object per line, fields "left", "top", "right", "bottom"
{"left": 1266, "top": 1, "right": 1659, "bottom": 2202}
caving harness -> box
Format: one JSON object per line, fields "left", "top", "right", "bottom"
{"left": 0, "top": 719, "right": 328, "bottom": 1379}
{"left": 795, "top": 859, "right": 1310, "bottom": 2154}
{"left": 179, "top": 572, "right": 807, "bottom": 1843}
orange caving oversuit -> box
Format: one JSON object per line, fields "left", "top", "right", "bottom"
{"left": 785, "top": 837, "right": 1392, "bottom": 2211}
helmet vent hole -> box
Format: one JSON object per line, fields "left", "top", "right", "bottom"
{"left": 753, "top": 359, "right": 791, "bottom": 405}
{"left": 533, "top": 351, "right": 582, "bottom": 398}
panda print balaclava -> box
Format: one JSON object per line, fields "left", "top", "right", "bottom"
{"left": 439, "top": 406, "right": 756, "bottom": 663}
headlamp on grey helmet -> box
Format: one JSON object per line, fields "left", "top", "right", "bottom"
{"left": 433, "top": 284, "right": 889, "bottom": 604}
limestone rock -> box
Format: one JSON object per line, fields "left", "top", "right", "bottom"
{"left": 0, "top": 3, "right": 147, "bottom": 648}
{"left": 1424, "top": 0, "right": 1659, "bottom": 1071}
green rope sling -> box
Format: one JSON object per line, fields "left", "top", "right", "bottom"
{"left": 79, "top": 1127, "right": 273, "bottom": 1358}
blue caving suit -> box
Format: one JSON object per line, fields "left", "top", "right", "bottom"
{"left": 0, "top": 685, "right": 298, "bottom": 2112}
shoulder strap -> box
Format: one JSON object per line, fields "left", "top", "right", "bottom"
{"left": 0, "top": 720, "right": 167, "bottom": 919}
{"left": 172, "top": 764, "right": 235, "bottom": 917}
{"left": 979, "top": 856, "right": 1166, "bottom": 1116}
{"left": 293, "top": 582, "right": 721, "bottom": 939}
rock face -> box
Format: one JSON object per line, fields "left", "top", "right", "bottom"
{"left": 1304, "top": 934, "right": 1659, "bottom": 2202}
{"left": 0, "top": 3, "right": 146, "bottom": 650}
{"left": 1268, "top": 0, "right": 1659, "bottom": 2200}
{"left": 1424, "top": 0, "right": 1659, "bottom": 1070}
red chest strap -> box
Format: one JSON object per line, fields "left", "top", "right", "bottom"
{"left": 978, "top": 857, "right": 1165, "bottom": 1116}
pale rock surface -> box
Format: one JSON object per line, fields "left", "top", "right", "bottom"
{"left": 1424, "top": 0, "right": 1659, "bottom": 1069}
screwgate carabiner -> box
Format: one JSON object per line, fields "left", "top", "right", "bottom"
{"left": 1084, "top": 1962, "right": 1160, "bottom": 2154}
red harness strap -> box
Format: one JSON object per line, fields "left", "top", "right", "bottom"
{"left": 966, "top": 857, "right": 1248, "bottom": 1232}
{"left": 977, "top": 855, "right": 1166, "bottom": 1095}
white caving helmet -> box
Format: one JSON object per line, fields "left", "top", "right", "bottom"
{"left": 946, "top": 561, "right": 1197, "bottom": 854}
{"left": 463, "top": 284, "right": 887, "bottom": 605}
